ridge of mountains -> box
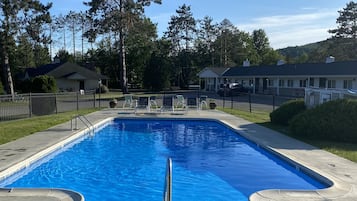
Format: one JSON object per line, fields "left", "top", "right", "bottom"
{"left": 277, "top": 38, "right": 357, "bottom": 64}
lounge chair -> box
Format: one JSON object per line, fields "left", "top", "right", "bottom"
{"left": 122, "top": 94, "right": 133, "bottom": 108}
{"left": 199, "top": 95, "right": 208, "bottom": 110}
{"left": 149, "top": 96, "right": 159, "bottom": 109}
{"left": 135, "top": 96, "right": 150, "bottom": 113}
{"left": 161, "top": 96, "right": 174, "bottom": 112}
{"left": 175, "top": 95, "right": 186, "bottom": 110}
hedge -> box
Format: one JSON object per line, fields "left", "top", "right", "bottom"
{"left": 269, "top": 99, "right": 306, "bottom": 126}
{"left": 289, "top": 99, "right": 357, "bottom": 143}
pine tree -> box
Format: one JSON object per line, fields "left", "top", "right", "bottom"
{"left": 329, "top": 1, "right": 357, "bottom": 39}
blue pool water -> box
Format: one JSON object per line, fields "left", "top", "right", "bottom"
{"left": 2, "top": 119, "right": 327, "bottom": 201}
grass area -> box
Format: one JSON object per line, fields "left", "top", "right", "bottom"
{"left": 220, "top": 107, "right": 357, "bottom": 163}
{"left": 0, "top": 108, "right": 99, "bottom": 145}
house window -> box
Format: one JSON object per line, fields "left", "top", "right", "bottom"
{"left": 343, "top": 80, "right": 352, "bottom": 89}
{"left": 287, "top": 80, "right": 294, "bottom": 87}
{"left": 279, "top": 80, "right": 285, "bottom": 87}
{"left": 268, "top": 80, "right": 274, "bottom": 87}
{"left": 327, "top": 80, "right": 336, "bottom": 88}
{"left": 309, "top": 78, "right": 314, "bottom": 87}
{"left": 299, "top": 80, "right": 307, "bottom": 87}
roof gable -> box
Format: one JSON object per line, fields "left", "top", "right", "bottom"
{"left": 198, "top": 67, "right": 229, "bottom": 78}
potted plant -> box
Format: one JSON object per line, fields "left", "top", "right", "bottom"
{"left": 209, "top": 99, "right": 216, "bottom": 109}
{"left": 109, "top": 98, "right": 118, "bottom": 108}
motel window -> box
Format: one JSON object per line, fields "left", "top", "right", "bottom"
{"left": 327, "top": 80, "right": 336, "bottom": 88}
{"left": 319, "top": 78, "right": 326, "bottom": 88}
{"left": 279, "top": 80, "right": 285, "bottom": 87}
{"left": 343, "top": 80, "right": 352, "bottom": 89}
{"left": 299, "top": 79, "right": 307, "bottom": 87}
{"left": 287, "top": 80, "right": 294, "bottom": 87}
{"left": 309, "top": 78, "right": 314, "bottom": 87}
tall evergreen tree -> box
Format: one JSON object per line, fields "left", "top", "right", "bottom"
{"left": 329, "top": 1, "right": 357, "bottom": 39}
{"left": 195, "top": 16, "right": 218, "bottom": 67}
{"left": 84, "top": 0, "right": 161, "bottom": 93}
{"left": 164, "top": 4, "right": 196, "bottom": 87}
{"left": 0, "top": 0, "right": 52, "bottom": 97}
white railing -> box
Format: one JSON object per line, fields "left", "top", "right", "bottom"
{"left": 163, "top": 158, "right": 172, "bottom": 201}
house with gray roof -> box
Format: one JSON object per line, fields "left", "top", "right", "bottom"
{"left": 198, "top": 59, "right": 357, "bottom": 97}
{"left": 197, "top": 67, "right": 229, "bottom": 92}
{"left": 23, "top": 62, "right": 108, "bottom": 92}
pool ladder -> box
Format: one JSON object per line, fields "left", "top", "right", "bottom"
{"left": 163, "top": 158, "right": 172, "bottom": 201}
{"left": 71, "top": 115, "right": 94, "bottom": 134}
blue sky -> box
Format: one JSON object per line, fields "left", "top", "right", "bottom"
{"left": 42, "top": 0, "right": 348, "bottom": 49}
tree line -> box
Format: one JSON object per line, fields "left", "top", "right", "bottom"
{"left": 1, "top": 1, "right": 356, "bottom": 96}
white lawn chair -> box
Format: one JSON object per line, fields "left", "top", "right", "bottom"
{"left": 122, "top": 94, "right": 133, "bottom": 108}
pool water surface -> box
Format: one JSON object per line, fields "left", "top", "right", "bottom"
{"left": 1, "top": 119, "right": 327, "bottom": 201}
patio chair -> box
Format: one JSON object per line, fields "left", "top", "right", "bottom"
{"left": 122, "top": 94, "right": 134, "bottom": 108}
{"left": 199, "top": 95, "right": 208, "bottom": 110}
{"left": 135, "top": 96, "right": 150, "bottom": 113}
{"left": 175, "top": 95, "right": 186, "bottom": 110}
{"left": 149, "top": 96, "right": 159, "bottom": 109}
{"left": 161, "top": 96, "right": 174, "bottom": 112}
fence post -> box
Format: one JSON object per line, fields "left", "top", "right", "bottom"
{"left": 76, "top": 92, "right": 79, "bottom": 111}
{"left": 29, "top": 93, "right": 32, "bottom": 117}
{"left": 55, "top": 93, "right": 58, "bottom": 114}
{"left": 272, "top": 95, "right": 275, "bottom": 111}
{"left": 93, "top": 92, "right": 96, "bottom": 108}
{"left": 249, "top": 91, "right": 252, "bottom": 113}
{"left": 231, "top": 95, "right": 234, "bottom": 109}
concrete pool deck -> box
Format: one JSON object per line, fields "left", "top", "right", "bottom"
{"left": 0, "top": 109, "right": 356, "bottom": 201}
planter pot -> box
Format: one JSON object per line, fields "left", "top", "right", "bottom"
{"left": 209, "top": 102, "right": 216, "bottom": 109}
{"left": 109, "top": 99, "right": 118, "bottom": 108}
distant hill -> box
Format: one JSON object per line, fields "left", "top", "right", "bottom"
{"left": 278, "top": 38, "right": 357, "bottom": 64}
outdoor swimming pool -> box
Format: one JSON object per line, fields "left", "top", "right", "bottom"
{"left": 1, "top": 118, "right": 328, "bottom": 201}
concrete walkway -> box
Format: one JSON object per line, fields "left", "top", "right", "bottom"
{"left": 0, "top": 109, "right": 356, "bottom": 201}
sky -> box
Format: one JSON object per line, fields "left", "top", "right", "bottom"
{"left": 41, "top": 0, "right": 348, "bottom": 50}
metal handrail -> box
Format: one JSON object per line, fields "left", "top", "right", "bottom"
{"left": 163, "top": 158, "right": 172, "bottom": 201}
{"left": 71, "top": 115, "right": 94, "bottom": 134}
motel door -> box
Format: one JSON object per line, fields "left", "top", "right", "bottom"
{"left": 79, "top": 80, "right": 85, "bottom": 90}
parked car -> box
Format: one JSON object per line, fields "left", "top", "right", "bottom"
{"left": 217, "top": 83, "right": 250, "bottom": 96}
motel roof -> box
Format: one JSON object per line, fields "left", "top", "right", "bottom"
{"left": 222, "top": 61, "right": 357, "bottom": 77}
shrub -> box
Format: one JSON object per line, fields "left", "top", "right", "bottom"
{"left": 96, "top": 84, "right": 109, "bottom": 93}
{"left": 269, "top": 99, "right": 306, "bottom": 126}
{"left": 31, "top": 75, "right": 57, "bottom": 93}
{"left": 289, "top": 99, "right": 357, "bottom": 143}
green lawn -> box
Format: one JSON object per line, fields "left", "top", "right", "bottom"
{"left": 0, "top": 108, "right": 98, "bottom": 145}
{"left": 220, "top": 107, "right": 357, "bottom": 163}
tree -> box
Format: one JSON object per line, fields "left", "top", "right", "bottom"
{"left": 143, "top": 40, "right": 171, "bottom": 91}
{"left": 84, "top": 0, "right": 161, "bottom": 93}
{"left": 252, "top": 29, "right": 270, "bottom": 57}
{"left": 65, "top": 11, "right": 83, "bottom": 61}
{"left": 164, "top": 4, "right": 196, "bottom": 88}
{"left": 0, "top": 0, "right": 52, "bottom": 97}
{"left": 329, "top": 1, "right": 357, "bottom": 39}
{"left": 165, "top": 4, "right": 196, "bottom": 52}
{"left": 55, "top": 49, "right": 75, "bottom": 63}
{"left": 126, "top": 17, "right": 157, "bottom": 87}
{"left": 195, "top": 16, "right": 218, "bottom": 67}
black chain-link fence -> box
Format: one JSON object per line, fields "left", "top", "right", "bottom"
{"left": 0, "top": 91, "right": 96, "bottom": 121}
{"left": 0, "top": 90, "right": 296, "bottom": 121}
